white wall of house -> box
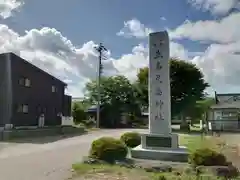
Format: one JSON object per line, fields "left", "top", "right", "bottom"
{"left": 212, "top": 110, "right": 222, "bottom": 130}
{"left": 214, "top": 110, "right": 222, "bottom": 120}
{"left": 209, "top": 109, "right": 239, "bottom": 130}
{"left": 209, "top": 93, "right": 240, "bottom": 131}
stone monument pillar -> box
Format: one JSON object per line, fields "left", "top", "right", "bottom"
{"left": 148, "top": 31, "right": 171, "bottom": 135}
{"left": 131, "top": 31, "right": 188, "bottom": 162}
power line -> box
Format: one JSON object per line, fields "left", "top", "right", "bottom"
{"left": 94, "top": 43, "right": 107, "bottom": 128}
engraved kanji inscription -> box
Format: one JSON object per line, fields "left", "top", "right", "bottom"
{"left": 156, "top": 75, "right": 161, "bottom": 81}
{"left": 154, "top": 50, "right": 163, "bottom": 59}
{"left": 159, "top": 40, "right": 165, "bottom": 46}
{"left": 153, "top": 40, "right": 165, "bottom": 47}
{"left": 156, "top": 100, "right": 164, "bottom": 109}
{"left": 155, "top": 111, "right": 164, "bottom": 120}
{"left": 156, "top": 61, "right": 162, "bottom": 70}
{"left": 155, "top": 87, "right": 162, "bottom": 96}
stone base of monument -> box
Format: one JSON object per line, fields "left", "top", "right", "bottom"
{"left": 131, "top": 133, "right": 188, "bottom": 162}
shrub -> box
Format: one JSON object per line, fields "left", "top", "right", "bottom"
{"left": 120, "top": 132, "right": 141, "bottom": 148}
{"left": 83, "top": 119, "right": 96, "bottom": 128}
{"left": 153, "top": 174, "right": 167, "bottom": 180}
{"left": 72, "top": 103, "right": 87, "bottom": 124}
{"left": 189, "top": 148, "right": 227, "bottom": 166}
{"left": 89, "top": 137, "right": 128, "bottom": 163}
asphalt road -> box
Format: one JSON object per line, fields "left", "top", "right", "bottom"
{"left": 0, "top": 129, "right": 147, "bottom": 180}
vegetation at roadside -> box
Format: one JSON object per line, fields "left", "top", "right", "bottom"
{"left": 179, "top": 135, "right": 218, "bottom": 152}
{"left": 189, "top": 148, "right": 227, "bottom": 166}
{"left": 120, "top": 132, "right": 141, "bottom": 148}
{"left": 85, "top": 75, "right": 142, "bottom": 128}
{"left": 89, "top": 137, "right": 128, "bottom": 163}
{"left": 72, "top": 133, "right": 239, "bottom": 180}
{"left": 70, "top": 59, "right": 235, "bottom": 179}
{"left": 72, "top": 102, "right": 87, "bottom": 125}
{"left": 71, "top": 99, "right": 97, "bottom": 128}
{"left": 72, "top": 163, "right": 227, "bottom": 180}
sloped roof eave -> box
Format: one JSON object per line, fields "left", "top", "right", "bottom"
{"left": 210, "top": 103, "right": 240, "bottom": 109}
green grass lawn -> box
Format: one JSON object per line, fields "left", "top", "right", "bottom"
{"left": 179, "top": 134, "right": 217, "bottom": 151}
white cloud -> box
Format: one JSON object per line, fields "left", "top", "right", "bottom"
{"left": 110, "top": 44, "right": 149, "bottom": 80}
{"left": 117, "top": 18, "right": 153, "bottom": 39}
{"left": 2, "top": 11, "right": 240, "bottom": 98}
{"left": 0, "top": 23, "right": 191, "bottom": 97}
{"left": 118, "top": 16, "right": 240, "bottom": 94}
{"left": 0, "top": 25, "right": 96, "bottom": 97}
{"left": 0, "top": 0, "right": 23, "bottom": 19}
{"left": 188, "top": 0, "right": 240, "bottom": 15}
{"left": 160, "top": 17, "right": 166, "bottom": 21}
{"left": 0, "top": 24, "right": 148, "bottom": 97}
{"left": 169, "top": 12, "right": 240, "bottom": 43}
{"left": 170, "top": 42, "right": 190, "bottom": 60}
{"left": 193, "top": 41, "right": 240, "bottom": 91}
{"left": 169, "top": 11, "right": 240, "bottom": 93}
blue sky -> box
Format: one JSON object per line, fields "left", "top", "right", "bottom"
{"left": 3, "top": 0, "right": 212, "bottom": 56}
{"left": 0, "top": 0, "right": 240, "bottom": 97}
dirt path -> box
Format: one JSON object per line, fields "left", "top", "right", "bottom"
{"left": 212, "top": 133, "right": 240, "bottom": 168}
{"left": 220, "top": 134, "right": 240, "bottom": 146}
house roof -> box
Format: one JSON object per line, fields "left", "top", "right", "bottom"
{"left": 217, "top": 93, "right": 240, "bottom": 96}
{"left": 211, "top": 101, "right": 240, "bottom": 109}
{"left": 4, "top": 52, "right": 67, "bottom": 86}
{"left": 72, "top": 97, "right": 84, "bottom": 102}
{"left": 85, "top": 105, "right": 104, "bottom": 112}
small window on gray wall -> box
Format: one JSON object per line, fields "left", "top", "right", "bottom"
{"left": 19, "top": 78, "right": 24, "bottom": 85}
{"left": 25, "top": 78, "right": 31, "bottom": 87}
{"left": 23, "top": 105, "right": 28, "bottom": 113}
{"left": 52, "top": 85, "right": 57, "bottom": 92}
{"left": 19, "top": 77, "right": 31, "bottom": 87}
{"left": 17, "top": 104, "right": 28, "bottom": 113}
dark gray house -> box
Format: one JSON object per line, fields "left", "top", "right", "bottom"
{"left": 0, "top": 52, "right": 72, "bottom": 127}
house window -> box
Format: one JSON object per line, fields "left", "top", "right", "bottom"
{"left": 19, "top": 77, "right": 31, "bottom": 87}
{"left": 25, "top": 78, "right": 31, "bottom": 87}
{"left": 222, "top": 110, "right": 237, "bottom": 118}
{"left": 19, "top": 78, "right": 25, "bottom": 85}
{"left": 52, "top": 85, "right": 57, "bottom": 92}
{"left": 17, "top": 104, "right": 29, "bottom": 113}
{"left": 23, "top": 105, "right": 28, "bottom": 113}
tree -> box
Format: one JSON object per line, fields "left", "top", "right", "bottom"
{"left": 186, "top": 97, "right": 215, "bottom": 124}
{"left": 136, "top": 58, "right": 209, "bottom": 117}
{"left": 72, "top": 99, "right": 91, "bottom": 111}
{"left": 85, "top": 75, "right": 141, "bottom": 127}
{"left": 72, "top": 102, "right": 87, "bottom": 124}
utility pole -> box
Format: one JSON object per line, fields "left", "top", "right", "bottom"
{"left": 95, "top": 43, "right": 107, "bottom": 128}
